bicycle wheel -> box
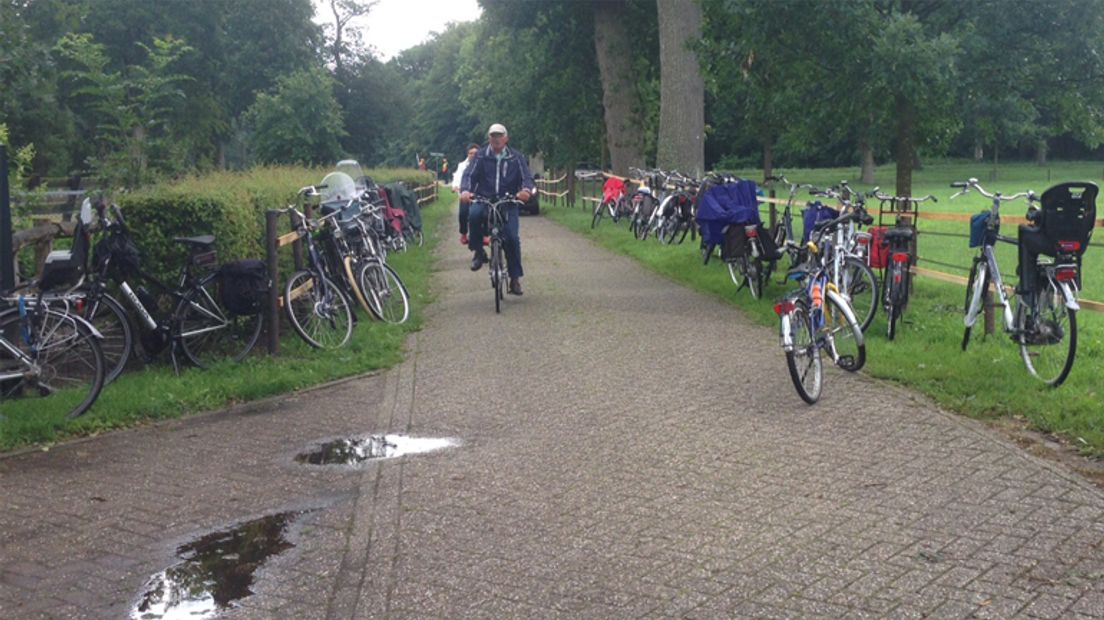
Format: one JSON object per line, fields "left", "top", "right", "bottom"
{"left": 592, "top": 201, "right": 605, "bottom": 228}
{"left": 833, "top": 257, "right": 878, "bottom": 332}
{"left": 0, "top": 308, "right": 104, "bottom": 419}
{"left": 356, "top": 259, "right": 411, "bottom": 324}
{"left": 1018, "top": 287, "right": 1076, "bottom": 386}
{"left": 174, "top": 279, "right": 262, "bottom": 368}
{"left": 962, "top": 258, "right": 989, "bottom": 351}
{"left": 79, "top": 292, "right": 132, "bottom": 383}
{"left": 823, "top": 294, "right": 865, "bottom": 372}
{"left": 784, "top": 303, "right": 822, "bottom": 404}
{"left": 747, "top": 257, "right": 764, "bottom": 299}
{"left": 284, "top": 270, "right": 353, "bottom": 349}
{"left": 490, "top": 238, "right": 505, "bottom": 313}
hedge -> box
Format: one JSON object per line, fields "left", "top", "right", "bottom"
{"left": 117, "top": 166, "right": 434, "bottom": 282}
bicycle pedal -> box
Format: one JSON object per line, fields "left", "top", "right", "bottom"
{"left": 837, "top": 355, "right": 855, "bottom": 367}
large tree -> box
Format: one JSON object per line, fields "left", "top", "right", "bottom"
{"left": 593, "top": 0, "right": 646, "bottom": 175}
{"left": 656, "top": 0, "right": 704, "bottom": 176}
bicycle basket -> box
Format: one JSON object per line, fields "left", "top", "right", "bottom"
{"left": 218, "top": 259, "right": 269, "bottom": 316}
{"left": 969, "top": 211, "right": 997, "bottom": 248}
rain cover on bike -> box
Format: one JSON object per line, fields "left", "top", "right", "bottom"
{"left": 602, "top": 177, "right": 626, "bottom": 202}
{"left": 335, "top": 160, "right": 369, "bottom": 192}
{"left": 386, "top": 182, "right": 422, "bottom": 231}
{"left": 695, "top": 180, "right": 760, "bottom": 247}
{"left": 319, "top": 171, "right": 362, "bottom": 227}
{"left": 802, "top": 201, "right": 840, "bottom": 243}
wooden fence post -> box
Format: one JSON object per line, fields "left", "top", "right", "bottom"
{"left": 983, "top": 288, "right": 995, "bottom": 336}
{"left": 265, "top": 209, "right": 280, "bottom": 355}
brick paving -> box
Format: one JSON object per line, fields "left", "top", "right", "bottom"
{"left": 2, "top": 211, "right": 1104, "bottom": 619}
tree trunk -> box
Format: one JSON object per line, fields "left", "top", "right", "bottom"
{"left": 762, "top": 140, "right": 774, "bottom": 180}
{"left": 656, "top": 0, "right": 704, "bottom": 177}
{"left": 860, "top": 139, "right": 876, "bottom": 184}
{"left": 1036, "top": 138, "right": 1048, "bottom": 165}
{"left": 894, "top": 95, "right": 915, "bottom": 197}
{"left": 592, "top": 1, "right": 644, "bottom": 176}
{"left": 973, "top": 141, "right": 984, "bottom": 161}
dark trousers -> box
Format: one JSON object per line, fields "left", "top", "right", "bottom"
{"left": 458, "top": 200, "right": 469, "bottom": 235}
{"left": 468, "top": 202, "right": 523, "bottom": 279}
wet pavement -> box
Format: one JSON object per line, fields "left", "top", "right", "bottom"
{"left": 3, "top": 209, "right": 1104, "bottom": 619}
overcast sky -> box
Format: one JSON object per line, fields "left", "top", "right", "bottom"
{"left": 314, "top": 0, "right": 483, "bottom": 60}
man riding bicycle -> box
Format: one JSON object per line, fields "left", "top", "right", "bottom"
{"left": 460, "top": 123, "right": 535, "bottom": 296}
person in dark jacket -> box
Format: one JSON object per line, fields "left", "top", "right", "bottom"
{"left": 460, "top": 123, "right": 535, "bottom": 296}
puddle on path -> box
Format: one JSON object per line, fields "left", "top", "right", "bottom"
{"left": 131, "top": 510, "right": 307, "bottom": 619}
{"left": 296, "top": 434, "right": 457, "bottom": 465}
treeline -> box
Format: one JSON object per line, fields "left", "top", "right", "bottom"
{"left": 2, "top": 0, "right": 1104, "bottom": 194}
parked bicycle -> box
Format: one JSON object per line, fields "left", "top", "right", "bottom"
{"left": 0, "top": 285, "right": 106, "bottom": 419}
{"left": 284, "top": 187, "right": 356, "bottom": 349}
{"left": 774, "top": 209, "right": 868, "bottom": 404}
{"left": 592, "top": 175, "right": 631, "bottom": 228}
{"left": 85, "top": 204, "right": 263, "bottom": 371}
{"left": 652, "top": 171, "right": 698, "bottom": 245}
{"left": 807, "top": 184, "right": 879, "bottom": 332}
{"left": 955, "top": 178, "right": 1096, "bottom": 386}
{"left": 872, "top": 191, "right": 936, "bottom": 340}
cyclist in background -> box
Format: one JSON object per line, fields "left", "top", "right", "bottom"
{"left": 460, "top": 123, "right": 535, "bottom": 296}
{"left": 451, "top": 143, "right": 480, "bottom": 245}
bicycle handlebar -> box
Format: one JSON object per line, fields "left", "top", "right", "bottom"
{"left": 949, "top": 178, "right": 1036, "bottom": 203}
{"left": 874, "top": 191, "right": 938, "bottom": 204}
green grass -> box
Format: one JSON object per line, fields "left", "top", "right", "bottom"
{"left": 549, "top": 161, "right": 1104, "bottom": 455}
{"left": 0, "top": 188, "right": 451, "bottom": 452}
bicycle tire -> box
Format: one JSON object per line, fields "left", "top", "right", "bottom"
{"left": 284, "top": 270, "right": 353, "bottom": 349}
{"left": 174, "top": 278, "right": 263, "bottom": 368}
{"left": 962, "top": 258, "right": 989, "bottom": 351}
{"left": 592, "top": 202, "right": 605, "bottom": 228}
{"left": 833, "top": 257, "right": 878, "bottom": 332}
{"left": 491, "top": 238, "right": 504, "bottom": 313}
{"left": 824, "top": 294, "right": 866, "bottom": 372}
{"left": 357, "top": 259, "right": 411, "bottom": 324}
{"left": 79, "top": 292, "right": 133, "bottom": 383}
{"left": 0, "top": 307, "right": 105, "bottom": 419}
{"left": 784, "top": 302, "right": 822, "bottom": 404}
{"left": 747, "top": 257, "right": 764, "bottom": 299}
{"left": 1018, "top": 288, "right": 1077, "bottom": 387}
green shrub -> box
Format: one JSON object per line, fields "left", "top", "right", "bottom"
{"left": 116, "top": 165, "right": 435, "bottom": 282}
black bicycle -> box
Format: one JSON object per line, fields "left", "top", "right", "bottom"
{"left": 472, "top": 195, "right": 523, "bottom": 313}
{"left": 91, "top": 204, "right": 263, "bottom": 369}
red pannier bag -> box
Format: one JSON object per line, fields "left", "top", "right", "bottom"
{"left": 868, "top": 226, "right": 889, "bottom": 269}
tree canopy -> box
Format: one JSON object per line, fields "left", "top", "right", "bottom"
{"left": 2, "top": 0, "right": 1104, "bottom": 190}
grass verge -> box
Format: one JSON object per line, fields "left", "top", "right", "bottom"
{"left": 0, "top": 190, "right": 451, "bottom": 452}
{"left": 546, "top": 165, "right": 1104, "bottom": 456}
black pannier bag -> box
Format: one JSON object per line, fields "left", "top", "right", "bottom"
{"left": 93, "top": 230, "right": 141, "bottom": 279}
{"left": 218, "top": 259, "right": 269, "bottom": 316}
{"left": 722, "top": 225, "right": 748, "bottom": 260}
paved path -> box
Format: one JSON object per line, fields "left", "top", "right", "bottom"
{"left": 2, "top": 210, "right": 1104, "bottom": 619}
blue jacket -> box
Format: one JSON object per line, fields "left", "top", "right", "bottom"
{"left": 460, "top": 144, "right": 535, "bottom": 200}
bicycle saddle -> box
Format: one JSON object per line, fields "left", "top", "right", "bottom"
{"left": 173, "top": 235, "right": 216, "bottom": 247}
{"left": 883, "top": 228, "right": 914, "bottom": 241}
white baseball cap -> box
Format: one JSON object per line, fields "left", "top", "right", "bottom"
{"left": 487, "top": 123, "right": 508, "bottom": 136}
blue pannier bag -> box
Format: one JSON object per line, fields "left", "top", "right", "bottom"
{"left": 969, "top": 210, "right": 996, "bottom": 248}
{"left": 801, "top": 201, "right": 839, "bottom": 243}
